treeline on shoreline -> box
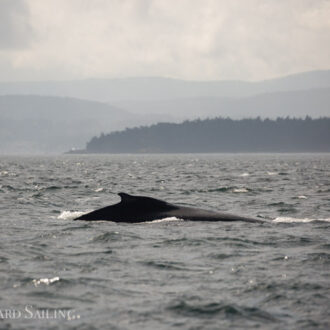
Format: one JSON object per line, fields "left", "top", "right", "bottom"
{"left": 78, "top": 117, "right": 330, "bottom": 153}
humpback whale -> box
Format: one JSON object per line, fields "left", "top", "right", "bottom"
{"left": 74, "top": 193, "right": 263, "bottom": 223}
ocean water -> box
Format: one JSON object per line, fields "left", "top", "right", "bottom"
{"left": 0, "top": 153, "right": 329, "bottom": 329}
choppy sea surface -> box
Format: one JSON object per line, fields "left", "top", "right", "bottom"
{"left": 0, "top": 153, "right": 329, "bottom": 329}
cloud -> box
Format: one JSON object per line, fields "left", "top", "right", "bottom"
{"left": 1, "top": 0, "right": 329, "bottom": 81}
{"left": 0, "top": 0, "right": 33, "bottom": 49}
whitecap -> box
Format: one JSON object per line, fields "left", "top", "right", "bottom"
{"left": 57, "top": 211, "right": 87, "bottom": 220}
{"left": 33, "top": 276, "right": 60, "bottom": 286}
{"left": 239, "top": 173, "right": 250, "bottom": 177}
{"left": 267, "top": 172, "right": 278, "bottom": 176}
{"left": 94, "top": 187, "right": 104, "bottom": 192}
{"left": 297, "top": 195, "right": 307, "bottom": 199}
{"left": 233, "top": 188, "right": 248, "bottom": 193}
{"left": 273, "top": 217, "right": 330, "bottom": 223}
{"left": 145, "top": 217, "right": 183, "bottom": 223}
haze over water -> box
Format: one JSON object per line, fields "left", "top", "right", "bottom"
{"left": 0, "top": 154, "right": 329, "bottom": 329}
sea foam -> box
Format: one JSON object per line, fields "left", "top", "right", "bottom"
{"left": 273, "top": 217, "right": 330, "bottom": 223}
{"left": 58, "top": 211, "right": 87, "bottom": 220}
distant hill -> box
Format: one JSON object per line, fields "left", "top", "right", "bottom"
{"left": 1, "top": 70, "right": 330, "bottom": 154}
{"left": 1, "top": 70, "right": 330, "bottom": 104}
{"left": 79, "top": 117, "right": 330, "bottom": 153}
{"left": 114, "top": 88, "right": 330, "bottom": 118}
{"left": 0, "top": 95, "right": 170, "bottom": 154}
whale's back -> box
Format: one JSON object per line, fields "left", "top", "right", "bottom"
{"left": 75, "top": 193, "right": 262, "bottom": 223}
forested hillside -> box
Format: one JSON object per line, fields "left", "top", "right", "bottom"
{"left": 82, "top": 117, "right": 330, "bottom": 153}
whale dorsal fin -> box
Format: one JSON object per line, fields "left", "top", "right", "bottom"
{"left": 118, "top": 192, "right": 138, "bottom": 203}
{"left": 118, "top": 192, "right": 176, "bottom": 211}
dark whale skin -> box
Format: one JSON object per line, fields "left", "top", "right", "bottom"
{"left": 74, "top": 193, "right": 263, "bottom": 223}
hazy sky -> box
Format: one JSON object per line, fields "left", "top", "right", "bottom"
{"left": 1, "top": 0, "right": 330, "bottom": 81}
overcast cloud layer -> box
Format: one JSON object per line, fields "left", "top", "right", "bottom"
{"left": 0, "top": 0, "right": 329, "bottom": 81}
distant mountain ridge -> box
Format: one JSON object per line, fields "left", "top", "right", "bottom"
{"left": 1, "top": 70, "right": 330, "bottom": 154}
{"left": 1, "top": 70, "right": 330, "bottom": 104}
{"left": 0, "top": 95, "right": 170, "bottom": 154}
{"left": 114, "top": 87, "right": 330, "bottom": 119}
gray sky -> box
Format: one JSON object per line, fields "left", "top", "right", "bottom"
{"left": 0, "top": 0, "right": 330, "bottom": 81}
